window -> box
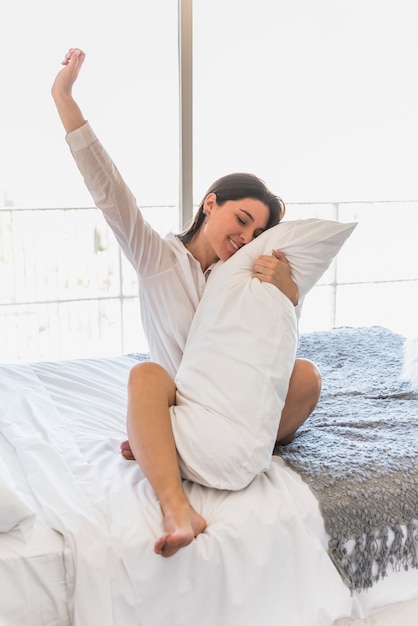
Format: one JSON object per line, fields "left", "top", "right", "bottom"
{"left": 1, "top": 1, "right": 417, "bottom": 363}
{"left": 192, "top": 0, "right": 417, "bottom": 204}
{"left": 1, "top": 0, "right": 179, "bottom": 210}
{"left": 1, "top": 1, "right": 180, "bottom": 362}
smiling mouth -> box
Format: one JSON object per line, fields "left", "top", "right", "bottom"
{"left": 228, "top": 237, "right": 240, "bottom": 252}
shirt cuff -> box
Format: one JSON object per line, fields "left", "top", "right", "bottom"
{"left": 65, "top": 121, "right": 96, "bottom": 154}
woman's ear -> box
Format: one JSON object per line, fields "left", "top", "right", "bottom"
{"left": 203, "top": 192, "right": 217, "bottom": 216}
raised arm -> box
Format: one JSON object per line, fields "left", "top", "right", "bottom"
{"left": 51, "top": 48, "right": 87, "bottom": 133}
{"left": 51, "top": 48, "right": 169, "bottom": 278}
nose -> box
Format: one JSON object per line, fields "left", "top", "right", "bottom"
{"left": 239, "top": 226, "right": 253, "bottom": 244}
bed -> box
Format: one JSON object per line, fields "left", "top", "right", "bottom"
{"left": 1, "top": 325, "right": 417, "bottom": 626}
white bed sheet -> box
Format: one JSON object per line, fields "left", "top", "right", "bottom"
{"left": 1, "top": 356, "right": 417, "bottom": 626}
{"left": 0, "top": 518, "right": 70, "bottom": 626}
{"left": 0, "top": 429, "right": 70, "bottom": 626}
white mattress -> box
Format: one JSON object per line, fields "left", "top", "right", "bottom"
{"left": 1, "top": 355, "right": 417, "bottom": 626}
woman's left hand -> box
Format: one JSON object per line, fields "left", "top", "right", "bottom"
{"left": 253, "top": 250, "right": 299, "bottom": 306}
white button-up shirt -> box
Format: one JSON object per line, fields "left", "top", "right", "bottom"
{"left": 67, "top": 122, "right": 212, "bottom": 378}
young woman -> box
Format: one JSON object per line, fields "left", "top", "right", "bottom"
{"left": 51, "top": 49, "right": 321, "bottom": 557}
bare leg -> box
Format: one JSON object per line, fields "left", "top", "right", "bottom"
{"left": 277, "top": 358, "right": 322, "bottom": 445}
{"left": 126, "top": 361, "right": 206, "bottom": 557}
{"left": 122, "top": 357, "right": 321, "bottom": 460}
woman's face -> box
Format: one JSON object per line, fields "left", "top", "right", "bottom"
{"left": 203, "top": 193, "right": 270, "bottom": 261}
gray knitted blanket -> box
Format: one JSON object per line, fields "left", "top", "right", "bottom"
{"left": 275, "top": 326, "right": 418, "bottom": 593}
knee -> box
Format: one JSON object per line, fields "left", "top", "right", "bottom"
{"left": 293, "top": 358, "right": 322, "bottom": 403}
{"left": 128, "top": 361, "right": 176, "bottom": 405}
{"left": 128, "top": 361, "right": 166, "bottom": 390}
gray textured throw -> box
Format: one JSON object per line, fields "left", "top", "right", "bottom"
{"left": 275, "top": 326, "right": 418, "bottom": 593}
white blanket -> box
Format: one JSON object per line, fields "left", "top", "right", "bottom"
{"left": 1, "top": 352, "right": 418, "bottom": 626}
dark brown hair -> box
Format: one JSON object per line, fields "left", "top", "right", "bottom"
{"left": 178, "top": 173, "right": 285, "bottom": 245}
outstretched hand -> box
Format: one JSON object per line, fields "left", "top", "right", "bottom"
{"left": 51, "top": 49, "right": 87, "bottom": 134}
{"left": 253, "top": 250, "right": 299, "bottom": 306}
{"left": 51, "top": 48, "right": 86, "bottom": 98}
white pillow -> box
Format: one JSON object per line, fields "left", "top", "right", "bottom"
{"left": 265, "top": 218, "right": 358, "bottom": 318}
{"left": 170, "top": 219, "right": 357, "bottom": 491}
{"left": 0, "top": 456, "right": 36, "bottom": 541}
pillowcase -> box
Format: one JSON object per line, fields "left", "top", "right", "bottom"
{"left": 0, "top": 456, "right": 36, "bottom": 541}
{"left": 170, "top": 219, "right": 357, "bottom": 491}
{"left": 263, "top": 218, "right": 358, "bottom": 318}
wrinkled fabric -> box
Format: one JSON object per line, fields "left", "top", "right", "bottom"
{"left": 277, "top": 326, "right": 418, "bottom": 592}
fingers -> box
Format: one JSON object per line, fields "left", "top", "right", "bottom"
{"left": 272, "top": 249, "right": 285, "bottom": 260}
{"left": 253, "top": 258, "right": 274, "bottom": 281}
{"left": 253, "top": 251, "right": 298, "bottom": 302}
{"left": 253, "top": 252, "right": 288, "bottom": 282}
{"left": 61, "top": 48, "right": 85, "bottom": 67}
{"left": 254, "top": 253, "right": 281, "bottom": 273}
{"left": 54, "top": 48, "right": 86, "bottom": 92}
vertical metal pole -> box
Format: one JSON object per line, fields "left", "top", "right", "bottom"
{"left": 178, "top": 0, "right": 193, "bottom": 229}
{"left": 330, "top": 202, "right": 340, "bottom": 328}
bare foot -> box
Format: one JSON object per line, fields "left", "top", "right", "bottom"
{"left": 154, "top": 504, "right": 207, "bottom": 557}
{"left": 120, "top": 440, "right": 135, "bottom": 460}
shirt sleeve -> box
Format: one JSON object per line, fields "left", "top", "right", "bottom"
{"left": 65, "top": 122, "right": 170, "bottom": 277}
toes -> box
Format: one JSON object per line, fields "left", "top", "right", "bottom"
{"left": 121, "top": 450, "right": 135, "bottom": 460}
{"left": 120, "top": 441, "right": 136, "bottom": 460}
{"left": 154, "top": 533, "right": 170, "bottom": 555}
